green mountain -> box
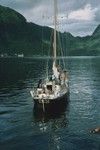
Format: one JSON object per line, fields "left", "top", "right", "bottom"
{"left": 0, "top": 5, "right": 100, "bottom": 56}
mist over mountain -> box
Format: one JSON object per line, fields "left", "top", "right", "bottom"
{"left": 0, "top": 5, "right": 100, "bottom": 56}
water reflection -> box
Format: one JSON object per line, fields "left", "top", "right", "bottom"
{"left": 32, "top": 100, "right": 69, "bottom": 150}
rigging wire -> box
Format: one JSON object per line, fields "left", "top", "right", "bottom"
{"left": 57, "top": 31, "right": 66, "bottom": 69}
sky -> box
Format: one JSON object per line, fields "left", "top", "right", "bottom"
{"left": 0, "top": 0, "right": 100, "bottom": 37}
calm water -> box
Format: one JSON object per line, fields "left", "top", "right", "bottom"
{"left": 0, "top": 57, "right": 100, "bottom": 150}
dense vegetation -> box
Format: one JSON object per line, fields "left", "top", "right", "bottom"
{"left": 0, "top": 5, "right": 100, "bottom": 56}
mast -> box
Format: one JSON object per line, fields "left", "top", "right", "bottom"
{"left": 53, "top": 0, "right": 57, "bottom": 61}
{"left": 52, "top": 0, "right": 59, "bottom": 79}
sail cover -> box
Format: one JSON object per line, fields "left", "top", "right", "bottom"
{"left": 52, "top": 61, "right": 60, "bottom": 79}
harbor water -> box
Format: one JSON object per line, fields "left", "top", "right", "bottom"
{"left": 0, "top": 56, "right": 100, "bottom": 150}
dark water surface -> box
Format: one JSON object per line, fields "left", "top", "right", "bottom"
{"left": 0, "top": 57, "right": 100, "bottom": 150}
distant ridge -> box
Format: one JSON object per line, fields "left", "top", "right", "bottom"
{"left": 93, "top": 25, "right": 100, "bottom": 36}
{"left": 0, "top": 4, "right": 100, "bottom": 56}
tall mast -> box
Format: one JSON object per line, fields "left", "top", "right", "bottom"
{"left": 53, "top": 0, "right": 57, "bottom": 61}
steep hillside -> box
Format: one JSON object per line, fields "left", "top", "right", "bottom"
{"left": 0, "top": 5, "right": 100, "bottom": 56}
{"left": 0, "top": 5, "right": 26, "bottom": 23}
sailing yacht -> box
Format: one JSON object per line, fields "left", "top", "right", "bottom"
{"left": 30, "top": 0, "right": 69, "bottom": 111}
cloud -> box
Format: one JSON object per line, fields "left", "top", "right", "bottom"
{"left": 63, "top": 21, "right": 98, "bottom": 37}
{"left": 95, "top": 7, "right": 100, "bottom": 22}
{"left": 68, "top": 4, "right": 98, "bottom": 21}
{"left": 20, "top": 2, "right": 54, "bottom": 26}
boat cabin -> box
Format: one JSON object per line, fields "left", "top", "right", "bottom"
{"left": 46, "top": 82, "right": 53, "bottom": 91}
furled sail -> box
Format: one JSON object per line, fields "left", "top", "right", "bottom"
{"left": 52, "top": 61, "right": 60, "bottom": 79}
